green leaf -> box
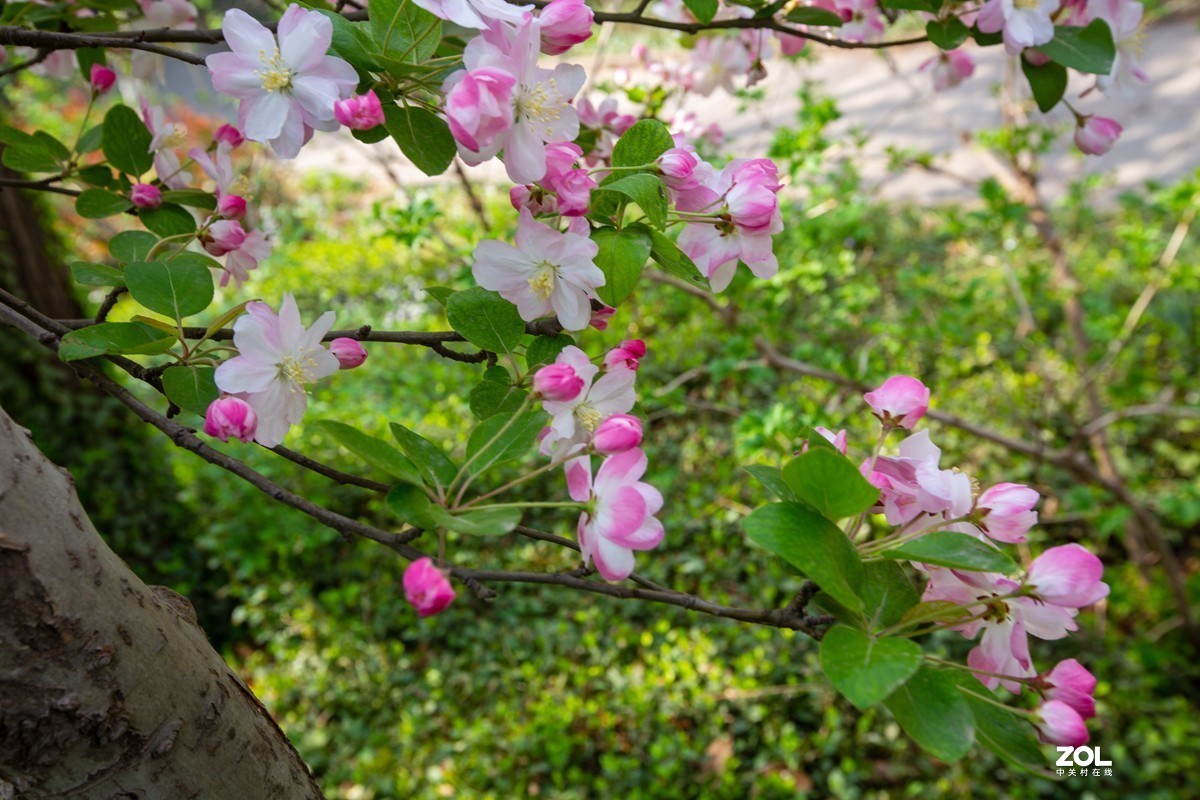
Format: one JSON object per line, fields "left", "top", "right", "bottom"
{"left": 465, "top": 410, "right": 544, "bottom": 475}
{"left": 782, "top": 448, "right": 880, "bottom": 522}
{"left": 71, "top": 261, "right": 126, "bottom": 287}
{"left": 385, "top": 483, "right": 439, "bottom": 529}
{"left": 469, "top": 379, "right": 528, "bottom": 420}
{"left": 742, "top": 502, "right": 864, "bottom": 612}
{"left": 784, "top": 6, "right": 844, "bottom": 25}
{"left": 683, "top": 0, "right": 718, "bottom": 23}
{"left": 389, "top": 422, "right": 458, "bottom": 489}
{"left": 972, "top": 26, "right": 1003, "bottom": 46}
{"left": 384, "top": 104, "right": 455, "bottom": 177}
{"left": 424, "top": 286, "right": 455, "bottom": 307}
{"left": 370, "top": 0, "right": 441, "bottom": 62}
{"left": 1021, "top": 57, "right": 1068, "bottom": 113}
{"left": 598, "top": 174, "right": 669, "bottom": 230}
{"left": 1038, "top": 19, "right": 1116, "bottom": 75}
{"left": 647, "top": 229, "right": 711, "bottom": 290}
{"left": 815, "top": 560, "right": 922, "bottom": 631}
{"left": 78, "top": 164, "right": 114, "bottom": 186}
{"left": 0, "top": 125, "right": 37, "bottom": 149}
{"left": 2, "top": 143, "right": 61, "bottom": 173}
{"left": 611, "top": 119, "right": 674, "bottom": 170}
{"left": 525, "top": 334, "right": 574, "bottom": 369}
{"left": 58, "top": 322, "right": 175, "bottom": 361}
{"left": 161, "top": 365, "right": 218, "bottom": 416}
{"left": 445, "top": 287, "right": 524, "bottom": 356}
{"left": 101, "top": 104, "right": 153, "bottom": 177}
{"left": 139, "top": 203, "right": 196, "bottom": 237}
{"left": 77, "top": 124, "right": 104, "bottom": 154}
{"left": 435, "top": 506, "right": 522, "bottom": 537}
{"left": 926, "top": 17, "right": 969, "bottom": 50}
{"left": 880, "top": 531, "right": 1016, "bottom": 573}
{"left": 820, "top": 626, "right": 922, "bottom": 710}
{"left": 124, "top": 256, "right": 214, "bottom": 319}
{"left": 959, "top": 682, "right": 1053, "bottom": 776}
{"left": 592, "top": 224, "right": 653, "bottom": 307}
{"left": 884, "top": 667, "right": 975, "bottom": 763}
{"left": 313, "top": 420, "right": 423, "bottom": 484}
{"left": 75, "top": 188, "right": 132, "bottom": 219}
{"left": 161, "top": 189, "right": 217, "bottom": 210}
{"left": 109, "top": 230, "right": 158, "bottom": 263}
{"left": 881, "top": 0, "right": 941, "bottom": 11}
{"left": 743, "top": 465, "right": 797, "bottom": 502}
{"left": 33, "top": 131, "right": 70, "bottom": 162}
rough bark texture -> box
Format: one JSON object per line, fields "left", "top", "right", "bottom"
{"left": 0, "top": 406, "right": 325, "bottom": 799}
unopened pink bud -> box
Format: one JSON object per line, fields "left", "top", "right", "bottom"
{"left": 863, "top": 375, "right": 930, "bottom": 429}
{"left": 130, "top": 183, "right": 162, "bottom": 209}
{"left": 89, "top": 64, "right": 116, "bottom": 94}
{"left": 1039, "top": 659, "right": 1097, "bottom": 720}
{"left": 214, "top": 124, "right": 245, "bottom": 148}
{"left": 589, "top": 305, "right": 616, "bottom": 330}
{"left": 329, "top": 337, "right": 368, "bottom": 370}
{"left": 203, "top": 396, "right": 257, "bottom": 443}
{"left": 604, "top": 339, "right": 645, "bottom": 371}
{"left": 403, "top": 557, "right": 456, "bottom": 617}
{"left": 333, "top": 90, "right": 385, "bottom": 131}
{"left": 593, "top": 414, "right": 643, "bottom": 454}
{"left": 217, "top": 194, "right": 247, "bottom": 220}
{"left": 1075, "top": 116, "right": 1122, "bottom": 156}
{"left": 203, "top": 219, "right": 248, "bottom": 257}
{"left": 976, "top": 482, "right": 1038, "bottom": 543}
{"left": 538, "top": 0, "right": 594, "bottom": 55}
{"left": 1034, "top": 700, "right": 1089, "bottom": 747}
{"left": 533, "top": 363, "right": 585, "bottom": 401}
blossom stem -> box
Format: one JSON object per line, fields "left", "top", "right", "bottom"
{"left": 458, "top": 453, "right": 577, "bottom": 510}
{"left": 923, "top": 656, "right": 1036, "bottom": 686}
{"left": 448, "top": 392, "right": 535, "bottom": 503}
{"left": 859, "top": 515, "right": 972, "bottom": 555}
{"left": 465, "top": 501, "right": 587, "bottom": 511}
{"left": 955, "top": 686, "right": 1037, "bottom": 719}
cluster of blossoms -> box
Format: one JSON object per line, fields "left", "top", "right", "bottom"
{"left": 850, "top": 376, "right": 1107, "bottom": 746}
{"left": 916, "top": 0, "right": 1148, "bottom": 156}
{"left": 533, "top": 343, "right": 661, "bottom": 581}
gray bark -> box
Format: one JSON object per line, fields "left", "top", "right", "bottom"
{"left": 0, "top": 405, "right": 325, "bottom": 799}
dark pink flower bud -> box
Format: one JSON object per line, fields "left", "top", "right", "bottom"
{"left": 217, "top": 194, "right": 247, "bottom": 220}
{"left": 593, "top": 413, "right": 643, "bottom": 454}
{"left": 89, "top": 63, "right": 116, "bottom": 94}
{"left": 403, "top": 557, "right": 456, "bottom": 617}
{"left": 329, "top": 337, "right": 368, "bottom": 370}
{"left": 589, "top": 305, "right": 616, "bottom": 330}
{"left": 1075, "top": 116, "right": 1122, "bottom": 156}
{"left": 203, "top": 396, "right": 257, "bottom": 443}
{"left": 333, "top": 90, "right": 385, "bottom": 131}
{"left": 203, "top": 219, "right": 248, "bottom": 257}
{"left": 214, "top": 124, "right": 245, "bottom": 148}
{"left": 552, "top": 169, "right": 596, "bottom": 216}
{"left": 976, "top": 482, "right": 1039, "bottom": 543}
{"left": 863, "top": 375, "right": 930, "bottom": 429}
{"left": 538, "top": 0, "right": 594, "bottom": 56}
{"left": 604, "top": 340, "right": 645, "bottom": 371}
{"left": 658, "top": 147, "right": 706, "bottom": 191}
{"left": 533, "top": 363, "right": 585, "bottom": 401}
{"left": 1039, "top": 659, "right": 1097, "bottom": 720}
{"left": 130, "top": 183, "right": 162, "bottom": 209}
{"left": 1034, "top": 700, "right": 1089, "bottom": 747}
{"left": 1025, "top": 544, "right": 1109, "bottom": 608}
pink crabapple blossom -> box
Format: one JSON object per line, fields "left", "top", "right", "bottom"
{"left": 202, "top": 396, "right": 258, "bottom": 443}
{"left": 89, "top": 64, "right": 116, "bottom": 94}
{"left": 1034, "top": 700, "right": 1090, "bottom": 746}
{"left": 540, "top": 345, "right": 636, "bottom": 454}
{"left": 920, "top": 49, "right": 976, "bottom": 92}
{"left": 333, "top": 91, "right": 386, "bottom": 131}
{"left": 865, "top": 430, "right": 974, "bottom": 525}
{"left": 329, "top": 338, "right": 368, "bottom": 370}
{"left": 471, "top": 208, "right": 604, "bottom": 331}
{"left": 604, "top": 340, "right": 646, "bottom": 372}
{"left": 1084, "top": 0, "right": 1150, "bottom": 95}
{"left": 140, "top": 100, "right": 188, "bottom": 189}
{"left": 1038, "top": 658, "right": 1098, "bottom": 719}
{"left": 403, "top": 558, "right": 457, "bottom": 616}
{"left": 213, "top": 293, "right": 339, "bottom": 448}
{"left": 206, "top": 6, "right": 358, "bottom": 159}
{"left": 592, "top": 414, "right": 643, "bottom": 454}
{"left": 130, "top": 183, "right": 162, "bottom": 209}
{"left": 1075, "top": 115, "right": 1123, "bottom": 156}
{"left": 413, "top": 0, "right": 530, "bottom": 29}
{"left": 976, "top": 482, "right": 1039, "bottom": 543}
{"left": 538, "top": 0, "right": 595, "bottom": 56}
{"left": 217, "top": 194, "right": 248, "bottom": 220}
{"left": 533, "top": 363, "right": 586, "bottom": 402}
{"left": 976, "top": 0, "right": 1060, "bottom": 56}
{"left": 572, "top": 448, "right": 665, "bottom": 581}
{"left": 863, "top": 374, "right": 930, "bottom": 429}
{"left": 214, "top": 124, "right": 245, "bottom": 148}
{"left": 1025, "top": 544, "right": 1110, "bottom": 607}
{"left": 444, "top": 67, "right": 518, "bottom": 154}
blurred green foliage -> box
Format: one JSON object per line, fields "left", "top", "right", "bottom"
{"left": 5, "top": 61, "right": 1199, "bottom": 800}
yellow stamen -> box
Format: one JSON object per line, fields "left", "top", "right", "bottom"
{"left": 575, "top": 404, "right": 602, "bottom": 432}
{"left": 277, "top": 354, "right": 318, "bottom": 389}
{"left": 257, "top": 47, "right": 293, "bottom": 93}
{"left": 528, "top": 263, "right": 557, "bottom": 300}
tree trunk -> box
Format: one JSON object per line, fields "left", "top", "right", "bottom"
{"left": 0, "top": 405, "right": 325, "bottom": 799}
